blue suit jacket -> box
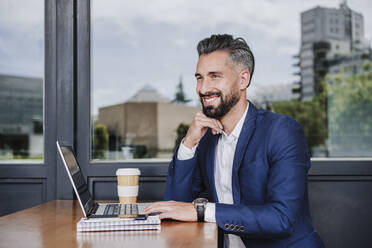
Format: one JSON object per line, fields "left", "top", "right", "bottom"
{"left": 164, "top": 102, "right": 324, "bottom": 247}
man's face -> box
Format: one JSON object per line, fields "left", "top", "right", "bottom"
{"left": 195, "top": 50, "right": 241, "bottom": 119}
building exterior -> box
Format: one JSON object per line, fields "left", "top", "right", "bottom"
{"left": 328, "top": 48, "right": 372, "bottom": 75}
{"left": 97, "top": 85, "right": 200, "bottom": 159}
{"left": 0, "top": 74, "right": 43, "bottom": 158}
{"left": 297, "top": 1, "right": 366, "bottom": 100}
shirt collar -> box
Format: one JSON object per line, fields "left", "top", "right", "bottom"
{"left": 222, "top": 102, "right": 249, "bottom": 141}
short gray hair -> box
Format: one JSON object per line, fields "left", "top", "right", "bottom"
{"left": 197, "top": 34, "right": 255, "bottom": 84}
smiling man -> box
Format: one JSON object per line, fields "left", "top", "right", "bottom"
{"left": 144, "top": 34, "right": 324, "bottom": 247}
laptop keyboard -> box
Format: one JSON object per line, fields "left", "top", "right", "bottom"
{"left": 119, "top": 203, "right": 139, "bottom": 218}
{"left": 99, "top": 203, "right": 139, "bottom": 218}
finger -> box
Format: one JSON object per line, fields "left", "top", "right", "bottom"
{"left": 202, "top": 117, "right": 222, "bottom": 131}
{"left": 146, "top": 200, "right": 174, "bottom": 208}
{"left": 197, "top": 119, "right": 220, "bottom": 132}
{"left": 212, "top": 119, "right": 223, "bottom": 133}
{"left": 216, "top": 119, "right": 224, "bottom": 130}
{"left": 143, "top": 201, "right": 163, "bottom": 212}
{"left": 143, "top": 204, "right": 173, "bottom": 215}
{"left": 144, "top": 201, "right": 171, "bottom": 214}
{"left": 195, "top": 111, "right": 205, "bottom": 118}
{"left": 144, "top": 200, "right": 185, "bottom": 214}
{"left": 159, "top": 212, "right": 174, "bottom": 220}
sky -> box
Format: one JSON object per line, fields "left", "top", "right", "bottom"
{"left": 0, "top": 0, "right": 371, "bottom": 115}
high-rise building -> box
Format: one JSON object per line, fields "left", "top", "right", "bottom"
{"left": 328, "top": 48, "right": 372, "bottom": 75}
{"left": 296, "top": 1, "right": 366, "bottom": 100}
{"left": 0, "top": 74, "right": 43, "bottom": 158}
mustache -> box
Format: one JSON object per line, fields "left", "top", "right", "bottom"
{"left": 199, "top": 91, "right": 222, "bottom": 98}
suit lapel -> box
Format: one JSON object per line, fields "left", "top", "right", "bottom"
{"left": 206, "top": 132, "right": 220, "bottom": 203}
{"left": 232, "top": 102, "right": 258, "bottom": 204}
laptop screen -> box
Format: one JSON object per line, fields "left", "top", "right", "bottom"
{"left": 57, "top": 143, "right": 94, "bottom": 216}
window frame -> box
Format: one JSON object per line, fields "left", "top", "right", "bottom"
{"left": 0, "top": 0, "right": 57, "bottom": 214}
{"left": 75, "top": 0, "right": 372, "bottom": 198}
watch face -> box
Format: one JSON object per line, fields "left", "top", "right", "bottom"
{"left": 193, "top": 198, "right": 208, "bottom": 205}
{"left": 194, "top": 198, "right": 207, "bottom": 222}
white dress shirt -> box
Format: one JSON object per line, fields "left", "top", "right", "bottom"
{"left": 177, "top": 103, "right": 249, "bottom": 248}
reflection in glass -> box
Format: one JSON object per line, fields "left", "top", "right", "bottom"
{"left": 93, "top": 85, "right": 199, "bottom": 160}
{"left": 0, "top": 1, "right": 44, "bottom": 161}
{"left": 90, "top": 1, "right": 200, "bottom": 161}
{"left": 91, "top": 1, "right": 372, "bottom": 160}
{"left": 327, "top": 63, "right": 372, "bottom": 157}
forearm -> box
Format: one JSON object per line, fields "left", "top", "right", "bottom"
{"left": 215, "top": 162, "right": 308, "bottom": 238}
{"left": 216, "top": 203, "right": 295, "bottom": 238}
{"left": 205, "top": 200, "right": 295, "bottom": 238}
{"left": 164, "top": 156, "right": 199, "bottom": 201}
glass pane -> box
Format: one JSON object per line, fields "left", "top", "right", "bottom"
{"left": 0, "top": 1, "right": 44, "bottom": 162}
{"left": 91, "top": 1, "right": 372, "bottom": 160}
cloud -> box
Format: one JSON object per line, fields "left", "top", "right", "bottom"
{"left": 0, "top": 0, "right": 43, "bottom": 27}
{"left": 1, "top": 0, "right": 371, "bottom": 112}
{"left": 89, "top": 0, "right": 372, "bottom": 112}
{"left": 0, "top": 0, "right": 43, "bottom": 77}
{"left": 92, "top": 0, "right": 372, "bottom": 66}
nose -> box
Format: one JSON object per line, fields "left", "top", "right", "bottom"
{"left": 197, "top": 78, "right": 211, "bottom": 95}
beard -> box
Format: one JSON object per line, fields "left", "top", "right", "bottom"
{"left": 200, "top": 88, "right": 240, "bottom": 119}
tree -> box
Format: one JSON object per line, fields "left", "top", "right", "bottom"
{"left": 326, "top": 61, "right": 372, "bottom": 156}
{"left": 92, "top": 122, "right": 109, "bottom": 159}
{"left": 271, "top": 61, "right": 372, "bottom": 157}
{"left": 173, "top": 76, "right": 191, "bottom": 104}
{"left": 270, "top": 95, "right": 328, "bottom": 156}
{"left": 174, "top": 123, "right": 190, "bottom": 149}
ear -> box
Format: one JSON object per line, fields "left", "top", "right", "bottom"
{"left": 239, "top": 70, "right": 250, "bottom": 89}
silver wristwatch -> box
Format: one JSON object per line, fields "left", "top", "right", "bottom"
{"left": 192, "top": 198, "right": 208, "bottom": 222}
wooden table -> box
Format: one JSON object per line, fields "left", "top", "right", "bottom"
{"left": 0, "top": 200, "right": 218, "bottom": 248}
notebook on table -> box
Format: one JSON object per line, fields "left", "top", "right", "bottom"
{"left": 76, "top": 215, "right": 161, "bottom": 232}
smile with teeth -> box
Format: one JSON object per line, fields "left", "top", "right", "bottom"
{"left": 203, "top": 95, "right": 220, "bottom": 105}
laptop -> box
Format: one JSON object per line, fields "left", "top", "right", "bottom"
{"left": 56, "top": 141, "right": 147, "bottom": 219}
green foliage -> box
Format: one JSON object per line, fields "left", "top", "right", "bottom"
{"left": 270, "top": 94, "right": 328, "bottom": 156}
{"left": 93, "top": 122, "right": 109, "bottom": 159}
{"left": 271, "top": 60, "right": 372, "bottom": 157}
{"left": 327, "top": 61, "right": 372, "bottom": 156}
{"left": 30, "top": 154, "right": 43, "bottom": 160}
{"left": 173, "top": 76, "right": 191, "bottom": 104}
{"left": 175, "top": 123, "right": 190, "bottom": 149}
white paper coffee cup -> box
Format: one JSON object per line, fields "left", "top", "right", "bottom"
{"left": 116, "top": 168, "right": 141, "bottom": 203}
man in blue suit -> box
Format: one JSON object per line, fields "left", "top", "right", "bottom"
{"left": 144, "top": 34, "right": 324, "bottom": 247}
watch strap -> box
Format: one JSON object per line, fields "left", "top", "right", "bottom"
{"left": 196, "top": 204, "right": 205, "bottom": 222}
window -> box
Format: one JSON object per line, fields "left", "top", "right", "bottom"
{"left": 90, "top": 1, "right": 372, "bottom": 159}
{"left": 91, "top": 1, "right": 200, "bottom": 161}
{"left": 0, "top": 0, "right": 44, "bottom": 162}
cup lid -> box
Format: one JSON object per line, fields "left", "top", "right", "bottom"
{"left": 116, "top": 168, "right": 141, "bottom": 176}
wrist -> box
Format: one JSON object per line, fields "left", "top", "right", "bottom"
{"left": 182, "top": 137, "right": 198, "bottom": 149}
{"left": 192, "top": 198, "right": 208, "bottom": 222}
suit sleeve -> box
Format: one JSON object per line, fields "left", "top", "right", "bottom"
{"left": 164, "top": 145, "right": 205, "bottom": 202}
{"left": 216, "top": 117, "right": 311, "bottom": 238}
